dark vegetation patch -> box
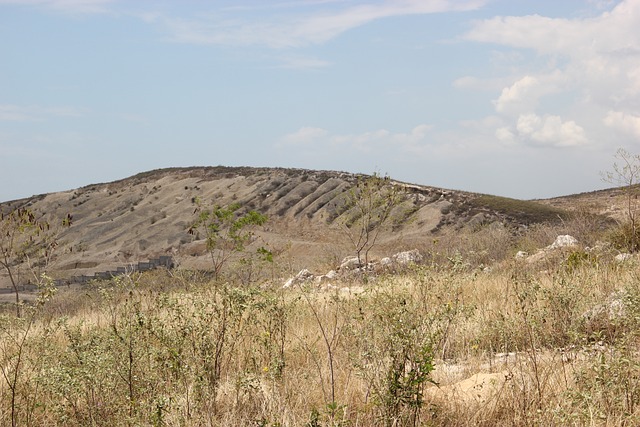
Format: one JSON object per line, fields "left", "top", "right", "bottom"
{"left": 466, "top": 195, "right": 571, "bottom": 224}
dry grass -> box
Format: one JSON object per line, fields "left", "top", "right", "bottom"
{"left": 3, "top": 220, "right": 640, "bottom": 426}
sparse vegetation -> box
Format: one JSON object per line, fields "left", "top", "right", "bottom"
{"left": 0, "top": 208, "right": 71, "bottom": 317}
{"left": 5, "top": 166, "right": 640, "bottom": 425}
{"left": 188, "top": 199, "right": 270, "bottom": 281}
{"left": 468, "top": 194, "right": 569, "bottom": 224}
{"left": 3, "top": 239, "right": 640, "bottom": 425}
{"left": 337, "top": 173, "right": 405, "bottom": 266}
{"left": 602, "top": 148, "right": 640, "bottom": 252}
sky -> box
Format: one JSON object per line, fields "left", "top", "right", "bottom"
{"left": 1, "top": 0, "right": 640, "bottom": 202}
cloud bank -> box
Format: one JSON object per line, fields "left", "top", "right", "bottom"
{"left": 161, "top": 0, "right": 486, "bottom": 49}
{"left": 465, "top": 0, "right": 640, "bottom": 149}
{"left": 496, "top": 114, "right": 587, "bottom": 147}
{"left": 279, "top": 124, "right": 432, "bottom": 153}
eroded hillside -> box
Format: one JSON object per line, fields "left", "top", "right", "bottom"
{"left": 1, "top": 166, "right": 574, "bottom": 284}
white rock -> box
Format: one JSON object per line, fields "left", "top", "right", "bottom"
{"left": 615, "top": 253, "right": 633, "bottom": 263}
{"left": 340, "top": 256, "right": 361, "bottom": 270}
{"left": 515, "top": 251, "right": 528, "bottom": 260}
{"left": 296, "top": 268, "right": 313, "bottom": 280}
{"left": 380, "top": 257, "right": 392, "bottom": 266}
{"left": 392, "top": 249, "right": 423, "bottom": 265}
{"left": 547, "top": 235, "right": 578, "bottom": 250}
{"left": 315, "top": 272, "right": 336, "bottom": 284}
{"left": 283, "top": 277, "right": 295, "bottom": 289}
{"left": 283, "top": 268, "right": 314, "bottom": 288}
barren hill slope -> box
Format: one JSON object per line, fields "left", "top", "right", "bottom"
{"left": 2, "top": 166, "right": 574, "bottom": 283}
{"left": 537, "top": 186, "right": 635, "bottom": 222}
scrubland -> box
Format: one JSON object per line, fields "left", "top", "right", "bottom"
{"left": 2, "top": 221, "right": 640, "bottom": 426}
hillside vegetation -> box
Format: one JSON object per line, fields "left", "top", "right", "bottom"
{"left": 2, "top": 167, "right": 639, "bottom": 426}
{"left": 0, "top": 167, "right": 579, "bottom": 292}
{"left": 2, "top": 220, "right": 640, "bottom": 426}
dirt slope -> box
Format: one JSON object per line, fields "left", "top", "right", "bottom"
{"left": 1, "top": 166, "right": 576, "bottom": 284}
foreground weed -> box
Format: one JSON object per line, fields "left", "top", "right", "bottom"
{"left": 294, "top": 284, "right": 350, "bottom": 426}
{"left": 559, "top": 277, "right": 640, "bottom": 424}
{"left": 350, "top": 284, "right": 437, "bottom": 427}
{"left": 0, "top": 275, "right": 58, "bottom": 427}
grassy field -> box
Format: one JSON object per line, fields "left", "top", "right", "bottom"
{"left": 2, "top": 220, "right": 640, "bottom": 426}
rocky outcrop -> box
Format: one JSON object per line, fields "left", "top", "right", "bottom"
{"left": 0, "top": 166, "right": 576, "bottom": 287}
{"left": 392, "top": 249, "right": 423, "bottom": 265}
{"left": 339, "top": 256, "right": 361, "bottom": 271}
{"left": 516, "top": 235, "right": 579, "bottom": 264}
{"left": 282, "top": 269, "right": 314, "bottom": 288}
{"left": 282, "top": 249, "right": 424, "bottom": 288}
{"left": 615, "top": 253, "right": 634, "bottom": 263}
{"left": 547, "top": 235, "right": 578, "bottom": 249}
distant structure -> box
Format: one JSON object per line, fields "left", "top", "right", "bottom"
{"left": 53, "top": 255, "right": 175, "bottom": 287}
{"left": 0, "top": 256, "right": 175, "bottom": 294}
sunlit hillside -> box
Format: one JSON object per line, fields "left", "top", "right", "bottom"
{"left": 3, "top": 167, "right": 640, "bottom": 425}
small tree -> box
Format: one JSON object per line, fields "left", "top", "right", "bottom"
{"left": 188, "top": 201, "right": 269, "bottom": 280}
{"left": 0, "top": 207, "right": 71, "bottom": 317}
{"left": 339, "top": 173, "right": 405, "bottom": 266}
{"left": 602, "top": 148, "right": 640, "bottom": 252}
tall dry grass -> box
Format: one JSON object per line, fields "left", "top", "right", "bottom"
{"left": 2, "top": 220, "right": 640, "bottom": 425}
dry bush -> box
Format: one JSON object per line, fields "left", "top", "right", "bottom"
{"left": 563, "top": 207, "right": 615, "bottom": 247}
{"left": 5, "top": 249, "right": 640, "bottom": 426}
{"left": 415, "top": 224, "right": 516, "bottom": 271}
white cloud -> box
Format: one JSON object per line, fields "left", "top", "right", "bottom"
{"left": 604, "top": 110, "right": 640, "bottom": 137}
{"left": 628, "top": 66, "right": 640, "bottom": 95}
{"left": 0, "top": 0, "right": 114, "bottom": 13}
{"left": 495, "top": 126, "right": 515, "bottom": 142}
{"left": 492, "top": 70, "right": 569, "bottom": 115}
{"left": 493, "top": 75, "right": 539, "bottom": 114}
{"left": 464, "top": 0, "right": 640, "bottom": 148}
{"left": 279, "top": 126, "right": 328, "bottom": 146}
{"left": 278, "top": 124, "right": 431, "bottom": 152}
{"left": 464, "top": 1, "right": 640, "bottom": 57}
{"left": 0, "top": 105, "right": 32, "bottom": 121}
{"left": 589, "top": 0, "right": 618, "bottom": 9}
{"left": 391, "top": 124, "right": 431, "bottom": 145}
{"left": 499, "top": 113, "right": 588, "bottom": 147}
{"left": 0, "top": 104, "right": 85, "bottom": 121}
{"left": 277, "top": 56, "right": 331, "bottom": 69}
{"left": 466, "top": 15, "right": 584, "bottom": 55}
{"left": 162, "top": 0, "right": 486, "bottom": 48}
{"left": 334, "top": 125, "right": 432, "bottom": 153}
{"left": 337, "top": 129, "right": 389, "bottom": 143}
{"left": 460, "top": 115, "right": 505, "bottom": 130}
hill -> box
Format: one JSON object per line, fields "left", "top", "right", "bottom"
{"left": 4, "top": 167, "right": 640, "bottom": 427}
{"left": 0, "top": 166, "right": 599, "bottom": 287}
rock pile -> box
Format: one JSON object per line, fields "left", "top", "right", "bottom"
{"left": 282, "top": 249, "right": 423, "bottom": 288}
{"left": 516, "top": 235, "right": 579, "bottom": 264}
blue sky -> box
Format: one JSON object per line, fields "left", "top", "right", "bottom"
{"left": 2, "top": 0, "right": 640, "bottom": 202}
